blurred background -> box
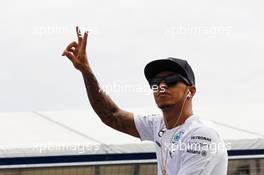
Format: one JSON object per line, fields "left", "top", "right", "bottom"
{"left": 0, "top": 0, "right": 264, "bottom": 174}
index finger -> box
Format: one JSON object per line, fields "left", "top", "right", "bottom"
{"left": 76, "top": 26, "right": 82, "bottom": 44}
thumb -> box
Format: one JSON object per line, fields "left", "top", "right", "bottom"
{"left": 63, "top": 50, "right": 76, "bottom": 62}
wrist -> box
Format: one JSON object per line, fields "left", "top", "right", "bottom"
{"left": 80, "top": 64, "right": 93, "bottom": 74}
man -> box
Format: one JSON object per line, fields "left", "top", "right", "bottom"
{"left": 62, "top": 27, "right": 228, "bottom": 175}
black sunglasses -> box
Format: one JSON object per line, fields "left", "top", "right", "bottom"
{"left": 148, "top": 74, "right": 188, "bottom": 88}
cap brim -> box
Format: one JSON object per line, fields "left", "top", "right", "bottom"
{"left": 144, "top": 59, "right": 187, "bottom": 81}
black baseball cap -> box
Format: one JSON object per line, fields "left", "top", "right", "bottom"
{"left": 144, "top": 57, "right": 195, "bottom": 86}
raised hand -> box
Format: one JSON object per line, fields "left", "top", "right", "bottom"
{"left": 62, "top": 26, "right": 91, "bottom": 72}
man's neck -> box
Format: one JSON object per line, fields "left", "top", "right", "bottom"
{"left": 162, "top": 103, "right": 193, "bottom": 129}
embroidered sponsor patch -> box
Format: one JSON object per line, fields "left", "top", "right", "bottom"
{"left": 191, "top": 135, "right": 212, "bottom": 142}
{"left": 172, "top": 130, "right": 185, "bottom": 143}
{"left": 186, "top": 149, "right": 208, "bottom": 157}
{"left": 158, "top": 128, "right": 166, "bottom": 137}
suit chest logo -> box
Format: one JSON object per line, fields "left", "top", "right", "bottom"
{"left": 172, "top": 130, "right": 185, "bottom": 143}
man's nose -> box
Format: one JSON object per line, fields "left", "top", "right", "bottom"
{"left": 159, "top": 80, "right": 168, "bottom": 90}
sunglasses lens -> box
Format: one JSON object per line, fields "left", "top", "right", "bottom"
{"left": 149, "top": 78, "right": 161, "bottom": 88}
{"left": 149, "top": 75, "right": 183, "bottom": 88}
{"left": 164, "top": 75, "right": 181, "bottom": 87}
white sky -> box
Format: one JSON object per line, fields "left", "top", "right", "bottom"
{"left": 1, "top": 0, "right": 264, "bottom": 118}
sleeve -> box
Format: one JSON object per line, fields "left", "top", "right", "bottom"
{"left": 133, "top": 113, "right": 157, "bottom": 141}
{"left": 177, "top": 127, "right": 228, "bottom": 175}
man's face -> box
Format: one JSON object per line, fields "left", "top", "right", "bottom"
{"left": 151, "top": 71, "right": 188, "bottom": 109}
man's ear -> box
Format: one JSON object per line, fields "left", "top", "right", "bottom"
{"left": 189, "top": 85, "right": 196, "bottom": 98}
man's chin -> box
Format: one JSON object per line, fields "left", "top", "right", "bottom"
{"left": 158, "top": 103, "right": 174, "bottom": 109}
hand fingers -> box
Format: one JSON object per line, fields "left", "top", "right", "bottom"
{"left": 68, "top": 47, "right": 78, "bottom": 56}
{"left": 66, "top": 41, "right": 78, "bottom": 51}
{"left": 62, "top": 41, "right": 78, "bottom": 56}
{"left": 76, "top": 26, "right": 82, "bottom": 44}
{"left": 68, "top": 48, "right": 75, "bottom": 52}
{"left": 62, "top": 49, "right": 76, "bottom": 57}
{"left": 62, "top": 50, "right": 76, "bottom": 62}
{"left": 62, "top": 48, "right": 78, "bottom": 57}
{"left": 80, "top": 31, "right": 88, "bottom": 53}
